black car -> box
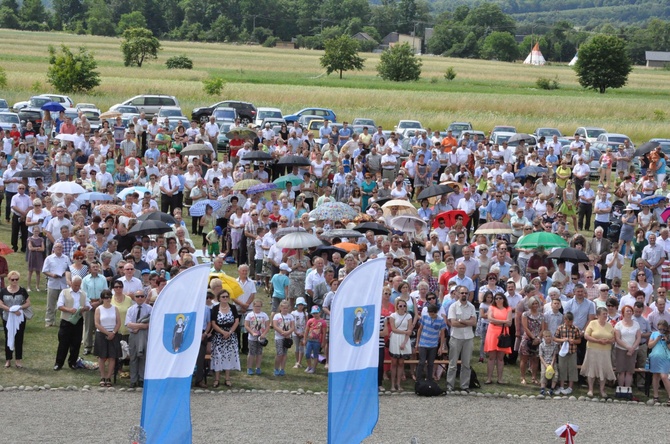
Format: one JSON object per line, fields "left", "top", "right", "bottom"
{"left": 191, "top": 100, "right": 257, "bottom": 125}
{"left": 18, "top": 108, "right": 42, "bottom": 132}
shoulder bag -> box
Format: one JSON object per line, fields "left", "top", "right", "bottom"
{"left": 497, "top": 325, "right": 513, "bottom": 349}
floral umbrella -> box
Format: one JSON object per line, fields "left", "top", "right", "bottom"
{"left": 95, "top": 204, "right": 135, "bottom": 217}
{"left": 247, "top": 183, "right": 278, "bottom": 195}
{"left": 232, "top": 179, "right": 261, "bottom": 191}
{"left": 310, "top": 202, "right": 359, "bottom": 221}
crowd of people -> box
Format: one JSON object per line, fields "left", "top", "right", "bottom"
{"left": 1, "top": 112, "right": 670, "bottom": 400}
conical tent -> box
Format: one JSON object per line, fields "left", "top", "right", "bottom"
{"left": 523, "top": 43, "right": 546, "bottom": 65}
{"left": 568, "top": 51, "right": 578, "bottom": 66}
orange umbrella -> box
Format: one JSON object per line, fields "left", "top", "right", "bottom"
{"left": 0, "top": 242, "right": 13, "bottom": 255}
{"left": 333, "top": 242, "right": 360, "bottom": 252}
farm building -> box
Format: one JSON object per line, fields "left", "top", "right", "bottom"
{"left": 645, "top": 51, "right": 670, "bottom": 68}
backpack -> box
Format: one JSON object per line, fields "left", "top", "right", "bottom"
{"left": 415, "top": 379, "right": 445, "bottom": 397}
{"left": 455, "top": 364, "right": 481, "bottom": 389}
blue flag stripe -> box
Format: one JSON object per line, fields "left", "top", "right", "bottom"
{"left": 328, "top": 368, "right": 379, "bottom": 444}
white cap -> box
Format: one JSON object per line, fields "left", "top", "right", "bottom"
{"left": 279, "top": 263, "right": 292, "bottom": 273}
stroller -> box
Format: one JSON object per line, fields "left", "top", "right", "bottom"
{"left": 608, "top": 200, "right": 625, "bottom": 243}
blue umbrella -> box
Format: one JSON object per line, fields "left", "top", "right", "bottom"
{"left": 515, "top": 166, "right": 547, "bottom": 178}
{"left": 247, "top": 183, "right": 278, "bottom": 195}
{"left": 189, "top": 199, "right": 222, "bottom": 217}
{"left": 41, "top": 101, "right": 66, "bottom": 112}
{"left": 77, "top": 192, "right": 114, "bottom": 202}
{"left": 640, "top": 195, "right": 667, "bottom": 206}
{"left": 118, "top": 186, "right": 149, "bottom": 200}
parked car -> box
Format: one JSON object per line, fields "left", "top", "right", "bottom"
{"left": 109, "top": 104, "right": 140, "bottom": 114}
{"left": 447, "top": 121, "right": 473, "bottom": 138}
{"left": 12, "top": 101, "right": 29, "bottom": 112}
{"left": 17, "top": 108, "right": 42, "bottom": 131}
{"left": 491, "top": 125, "right": 516, "bottom": 134}
{"left": 255, "top": 107, "right": 283, "bottom": 127}
{"left": 596, "top": 133, "right": 633, "bottom": 146}
{"left": 40, "top": 94, "right": 74, "bottom": 108}
{"left": 262, "top": 118, "right": 286, "bottom": 129}
{"left": 217, "top": 122, "right": 234, "bottom": 152}
{"left": 352, "top": 118, "right": 376, "bottom": 128}
{"left": 395, "top": 120, "right": 422, "bottom": 132}
{"left": 212, "top": 107, "right": 237, "bottom": 124}
{"left": 0, "top": 99, "right": 9, "bottom": 112}
{"left": 562, "top": 143, "right": 640, "bottom": 179}
{"left": 121, "top": 113, "right": 140, "bottom": 128}
{"left": 75, "top": 109, "right": 101, "bottom": 133}
{"left": 121, "top": 95, "right": 179, "bottom": 118}
{"left": 490, "top": 131, "right": 516, "bottom": 146}
{"left": 534, "top": 127, "right": 562, "bottom": 138}
{"left": 29, "top": 95, "right": 53, "bottom": 109}
{"left": 192, "top": 100, "right": 257, "bottom": 125}
{"left": 297, "top": 114, "right": 322, "bottom": 127}
{"left": 307, "top": 119, "right": 325, "bottom": 135}
{"left": 649, "top": 138, "right": 670, "bottom": 155}
{"left": 76, "top": 103, "right": 100, "bottom": 113}
{"left": 574, "top": 126, "right": 607, "bottom": 143}
{"left": 284, "top": 108, "right": 336, "bottom": 124}
{"left": 156, "top": 106, "right": 186, "bottom": 120}
{"left": 0, "top": 112, "right": 21, "bottom": 130}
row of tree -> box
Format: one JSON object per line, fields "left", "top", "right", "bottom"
{"left": 1, "top": 0, "right": 670, "bottom": 65}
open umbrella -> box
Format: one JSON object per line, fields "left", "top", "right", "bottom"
{"left": 276, "top": 231, "right": 322, "bottom": 249}
{"left": 55, "top": 133, "right": 77, "bottom": 142}
{"left": 432, "top": 210, "right": 469, "bottom": 228}
{"left": 225, "top": 127, "right": 257, "bottom": 139}
{"left": 276, "top": 227, "right": 307, "bottom": 237}
{"left": 389, "top": 215, "right": 426, "bottom": 233}
{"left": 333, "top": 242, "right": 361, "bottom": 252}
{"left": 515, "top": 166, "right": 548, "bottom": 178}
{"left": 77, "top": 192, "right": 114, "bottom": 202}
{"left": 310, "top": 202, "right": 359, "bottom": 221}
{"left": 309, "top": 245, "right": 347, "bottom": 261}
{"left": 128, "top": 220, "right": 173, "bottom": 236}
{"left": 508, "top": 133, "right": 534, "bottom": 143}
{"left": 247, "top": 183, "right": 277, "bottom": 195}
{"left": 273, "top": 174, "right": 304, "bottom": 189}
{"left": 241, "top": 151, "right": 273, "bottom": 162}
{"left": 0, "top": 241, "right": 13, "bottom": 255}
{"left": 633, "top": 141, "right": 658, "bottom": 158}
{"left": 232, "top": 179, "right": 261, "bottom": 191}
{"left": 320, "top": 229, "right": 364, "bottom": 240}
{"left": 640, "top": 195, "right": 666, "bottom": 206}
{"left": 180, "top": 144, "right": 213, "bottom": 156}
{"left": 475, "top": 221, "right": 513, "bottom": 235}
{"left": 515, "top": 232, "right": 569, "bottom": 249}
{"left": 137, "top": 211, "right": 176, "bottom": 225}
{"left": 276, "top": 155, "right": 311, "bottom": 167}
{"left": 381, "top": 199, "right": 418, "bottom": 218}
{"left": 548, "top": 247, "right": 590, "bottom": 264}
{"left": 118, "top": 186, "right": 150, "bottom": 200}
{"left": 95, "top": 204, "right": 135, "bottom": 217}
{"left": 13, "top": 169, "right": 46, "bottom": 178}
{"left": 352, "top": 222, "right": 389, "bottom": 235}
{"left": 41, "top": 101, "right": 66, "bottom": 112}
{"left": 417, "top": 184, "right": 455, "bottom": 200}
{"left": 48, "top": 181, "right": 86, "bottom": 194}
{"left": 209, "top": 272, "right": 244, "bottom": 299}
{"left": 190, "top": 199, "right": 222, "bottom": 217}
{"left": 661, "top": 207, "right": 670, "bottom": 223}
{"left": 372, "top": 196, "right": 394, "bottom": 208}
{"left": 100, "top": 111, "right": 122, "bottom": 120}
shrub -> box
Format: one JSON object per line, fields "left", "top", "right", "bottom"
{"left": 444, "top": 66, "right": 457, "bottom": 81}
{"left": 203, "top": 76, "right": 225, "bottom": 95}
{"left": 165, "top": 55, "right": 193, "bottom": 70}
{"left": 536, "top": 76, "right": 560, "bottom": 90}
{"left": 0, "top": 67, "right": 6, "bottom": 89}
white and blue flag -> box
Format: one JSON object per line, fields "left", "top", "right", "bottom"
{"left": 328, "top": 257, "right": 386, "bottom": 444}
{"left": 141, "top": 263, "right": 211, "bottom": 444}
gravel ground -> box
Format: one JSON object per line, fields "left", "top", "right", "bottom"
{"left": 2, "top": 389, "right": 666, "bottom": 443}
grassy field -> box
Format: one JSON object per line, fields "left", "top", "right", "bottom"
{"left": 0, "top": 29, "right": 669, "bottom": 142}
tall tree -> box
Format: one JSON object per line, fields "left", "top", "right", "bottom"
{"left": 20, "top": 0, "right": 49, "bottom": 24}
{"left": 47, "top": 44, "right": 101, "bottom": 93}
{"left": 377, "top": 42, "right": 422, "bottom": 81}
{"left": 574, "top": 34, "right": 632, "bottom": 94}
{"left": 320, "top": 35, "right": 365, "bottom": 79}
{"left": 120, "top": 27, "right": 161, "bottom": 67}
{"left": 480, "top": 31, "right": 519, "bottom": 62}
{"left": 52, "top": 0, "right": 85, "bottom": 30}
{"left": 85, "top": 0, "right": 116, "bottom": 36}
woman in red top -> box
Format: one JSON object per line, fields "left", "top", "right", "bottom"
{"left": 484, "top": 292, "right": 513, "bottom": 384}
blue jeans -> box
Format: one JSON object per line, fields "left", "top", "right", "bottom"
{"left": 305, "top": 340, "right": 321, "bottom": 359}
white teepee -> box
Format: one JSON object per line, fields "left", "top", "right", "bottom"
{"left": 568, "top": 51, "right": 578, "bottom": 66}
{"left": 523, "top": 43, "right": 546, "bottom": 65}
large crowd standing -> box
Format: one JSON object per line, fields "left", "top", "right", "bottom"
{"left": 1, "top": 112, "right": 670, "bottom": 400}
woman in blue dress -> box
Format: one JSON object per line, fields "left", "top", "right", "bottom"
{"left": 649, "top": 319, "right": 670, "bottom": 404}
{"left": 360, "top": 173, "right": 377, "bottom": 212}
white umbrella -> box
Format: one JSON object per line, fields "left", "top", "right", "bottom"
{"left": 47, "top": 181, "right": 86, "bottom": 195}
{"left": 275, "top": 231, "right": 323, "bottom": 249}
{"left": 55, "top": 133, "right": 77, "bottom": 142}
{"left": 390, "top": 215, "right": 426, "bottom": 233}
{"left": 381, "top": 199, "right": 418, "bottom": 217}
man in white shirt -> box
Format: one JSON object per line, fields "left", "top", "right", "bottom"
{"left": 381, "top": 147, "right": 397, "bottom": 182}
{"left": 117, "top": 262, "right": 144, "bottom": 298}
{"left": 54, "top": 276, "right": 91, "bottom": 370}
{"left": 456, "top": 190, "right": 476, "bottom": 238}
{"left": 569, "top": 134, "right": 585, "bottom": 152}
{"left": 159, "top": 165, "right": 180, "bottom": 215}
{"left": 446, "top": 285, "right": 477, "bottom": 391}
{"left": 204, "top": 116, "right": 219, "bottom": 146}
{"left": 548, "top": 135, "right": 563, "bottom": 157}
{"left": 97, "top": 163, "right": 114, "bottom": 190}
{"left": 305, "top": 257, "right": 326, "bottom": 307}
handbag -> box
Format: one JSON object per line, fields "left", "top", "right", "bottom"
{"left": 22, "top": 306, "right": 34, "bottom": 320}
{"left": 283, "top": 337, "right": 294, "bottom": 349}
{"left": 497, "top": 325, "right": 513, "bottom": 349}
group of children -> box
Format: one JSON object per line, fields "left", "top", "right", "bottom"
{"left": 539, "top": 311, "right": 582, "bottom": 396}
{"left": 242, "top": 297, "right": 327, "bottom": 377}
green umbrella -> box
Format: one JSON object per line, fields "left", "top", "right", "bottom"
{"left": 273, "top": 174, "right": 304, "bottom": 189}
{"left": 515, "top": 232, "right": 569, "bottom": 249}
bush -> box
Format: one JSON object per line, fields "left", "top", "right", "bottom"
{"left": 0, "top": 67, "right": 6, "bottom": 89}
{"left": 536, "top": 76, "right": 560, "bottom": 90}
{"left": 377, "top": 43, "right": 422, "bottom": 82}
{"left": 203, "top": 76, "right": 225, "bottom": 96}
{"left": 165, "top": 55, "right": 193, "bottom": 70}
{"left": 262, "top": 36, "right": 279, "bottom": 48}
{"left": 47, "top": 44, "right": 101, "bottom": 93}
{"left": 444, "top": 66, "right": 457, "bottom": 81}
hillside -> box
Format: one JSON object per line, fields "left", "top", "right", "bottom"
{"left": 429, "top": 0, "right": 670, "bottom": 26}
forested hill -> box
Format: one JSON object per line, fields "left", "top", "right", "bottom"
{"left": 427, "top": 0, "right": 670, "bottom": 26}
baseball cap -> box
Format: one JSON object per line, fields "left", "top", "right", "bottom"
{"left": 311, "top": 305, "right": 320, "bottom": 314}
{"left": 279, "top": 263, "right": 292, "bottom": 273}
{"left": 141, "top": 269, "right": 151, "bottom": 275}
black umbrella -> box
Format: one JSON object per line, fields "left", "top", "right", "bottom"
{"left": 128, "top": 220, "right": 173, "bottom": 236}
{"left": 352, "top": 222, "right": 390, "bottom": 235}
{"left": 13, "top": 169, "right": 46, "bottom": 178}
{"left": 633, "top": 141, "right": 659, "bottom": 158}
{"left": 276, "top": 155, "right": 311, "bottom": 167}
{"left": 417, "top": 184, "right": 455, "bottom": 200}
{"left": 547, "top": 247, "right": 590, "bottom": 264}
{"left": 309, "top": 245, "right": 347, "bottom": 261}
{"left": 515, "top": 166, "right": 547, "bottom": 178}
{"left": 137, "top": 211, "right": 177, "bottom": 225}
{"left": 372, "top": 196, "right": 394, "bottom": 208}
{"left": 241, "top": 150, "right": 273, "bottom": 162}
